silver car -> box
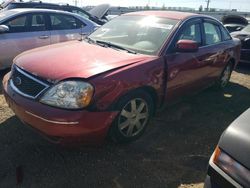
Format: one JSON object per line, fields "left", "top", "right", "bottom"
{"left": 0, "top": 8, "right": 98, "bottom": 70}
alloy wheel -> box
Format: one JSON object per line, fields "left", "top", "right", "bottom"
{"left": 117, "top": 98, "right": 149, "bottom": 137}
{"left": 221, "top": 64, "right": 232, "bottom": 87}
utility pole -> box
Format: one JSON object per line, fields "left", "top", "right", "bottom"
{"left": 205, "top": 0, "right": 210, "bottom": 11}
{"left": 73, "top": 0, "right": 78, "bottom": 6}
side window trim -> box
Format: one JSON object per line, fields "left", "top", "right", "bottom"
{"left": 47, "top": 13, "right": 53, "bottom": 30}
{"left": 201, "top": 18, "right": 223, "bottom": 47}
{"left": 2, "top": 13, "right": 29, "bottom": 33}
{"left": 167, "top": 18, "right": 202, "bottom": 53}
{"left": 27, "top": 13, "right": 48, "bottom": 32}
{"left": 219, "top": 25, "right": 232, "bottom": 41}
{"left": 71, "top": 7, "right": 91, "bottom": 19}
{"left": 48, "top": 13, "right": 83, "bottom": 31}
{"left": 75, "top": 16, "right": 86, "bottom": 28}
{"left": 3, "top": 13, "right": 49, "bottom": 33}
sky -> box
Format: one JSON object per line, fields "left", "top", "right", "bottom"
{"left": 1, "top": 0, "right": 250, "bottom": 12}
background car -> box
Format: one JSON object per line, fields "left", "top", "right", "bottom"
{"left": 224, "top": 23, "right": 246, "bottom": 33}
{"left": 231, "top": 25, "right": 250, "bottom": 64}
{"left": 0, "top": 0, "right": 12, "bottom": 9}
{"left": 3, "top": 11, "right": 241, "bottom": 145}
{"left": 222, "top": 14, "right": 248, "bottom": 33}
{"left": 3, "top": 1, "right": 109, "bottom": 25}
{"left": 0, "top": 8, "right": 98, "bottom": 70}
{"left": 87, "top": 4, "right": 110, "bottom": 23}
{"left": 205, "top": 108, "right": 250, "bottom": 188}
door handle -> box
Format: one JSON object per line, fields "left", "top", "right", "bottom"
{"left": 39, "top": 35, "right": 49, "bottom": 39}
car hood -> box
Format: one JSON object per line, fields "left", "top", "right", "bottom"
{"left": 88, "top": 4, "right": 110, "bottom": 19}
{"left": 0, "top": 0, "right": 14, "bottom": 8}
{"left": 219, "top": 108, "right": 250, "bottom": 169}
{"left": 222, "top": 15, "right": 248, "bottom": 26}
{"left": 231, "top": 30, "right": 250, "bottom": 37}
{"left": 14, "top": 40, "right": 152, "bottom": 82}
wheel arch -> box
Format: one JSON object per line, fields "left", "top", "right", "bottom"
{"left": 228, "top": 57, "right": 236, "bottom": 69}
{"left": 109, "top": 85, "right": 159, "bottom": 115}
{"left": 107, "top": 85, "right": 157, "bottom": 143}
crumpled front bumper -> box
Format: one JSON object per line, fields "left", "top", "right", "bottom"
{"left": 3, "top": 72, "right": 118, "bottom": 145}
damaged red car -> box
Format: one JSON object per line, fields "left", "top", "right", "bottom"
{"left": 3, "top": 11, "right": 241, "bottom": 144}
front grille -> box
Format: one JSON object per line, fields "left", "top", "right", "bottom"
{"left": 241, "top": 40, "right": 250, "bottom": 50}
{"left": 241, "top": 50, "right": 250, "bottom": 62}
{"left": 11, "top": 66, "right": 49, "bottom": 99}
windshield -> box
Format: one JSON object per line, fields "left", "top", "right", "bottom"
{"left": 89, "top": 15, "right": 179, "bottom": 55}
{"left": 242, "top": 25, "right": 250, "bottom": 32}
{"left": 0, "top": 9, "right": 17, "bottom": 20}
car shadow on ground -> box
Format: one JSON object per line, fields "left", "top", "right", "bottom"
{"left": 0, "top": 80, "right": 249, "bottom": 188}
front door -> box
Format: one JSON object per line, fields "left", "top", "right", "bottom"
{"left": 0, "top": 13, "right": 50, "bottom": 69}
{"left": 164, "top": 19, "right": 213, "bottom": 101}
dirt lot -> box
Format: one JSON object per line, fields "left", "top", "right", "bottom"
{"left": 0, "top": 65, "right": 249, "bottom": 188}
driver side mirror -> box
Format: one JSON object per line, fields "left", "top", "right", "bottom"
{"left": 176, "top": 39, "right": 198, "bottom": 53}
{"left": 0, "top": 25, "right": 9, "bottom": 33}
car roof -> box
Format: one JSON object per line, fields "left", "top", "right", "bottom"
{"left": 9, "top": 2, "right": 72, "bottom": 7}
{"left": 0, "top": 9, "right": 24, "bottom": 20}
{"left": 4, "top": 8, "right": 75, "bottom": 14}
{"left": 0, "top": 8, "right": 78, "bottom": 19}
{"left": 0, "top": 8, "right": 82, "bottom": 23}
{"left": 5, "top": 2, "right": 97, "bottom": 20}
{"left": 124, "top": 11, "right": 199, "bottom": 20}
{"left": 0, "top": 8, "right": 99, "bottom": 26}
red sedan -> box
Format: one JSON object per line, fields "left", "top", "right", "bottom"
{"left": 3, "top": 11, "right": 241, "bottom": 144}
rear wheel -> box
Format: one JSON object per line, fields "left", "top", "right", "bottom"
{"left": 109, "top": 90, "right": 154, "bottom": 143}
{"left": 217, "top": 62, "right": 233, "bottom": 88}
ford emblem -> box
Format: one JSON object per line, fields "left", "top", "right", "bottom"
{"left": 14, "top": 77, "right": 22, "bottom": 86}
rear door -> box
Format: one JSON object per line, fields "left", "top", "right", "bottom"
{"left": 200, "top": 19, "right": 231, "bottom": 79}
{"left": 0, "top": 13, "right": 50, "bottom": 69}
{"left": 48, "top": 13, "right": 86, "bottom": 44}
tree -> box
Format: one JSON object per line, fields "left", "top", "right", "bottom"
{"left": 199, "top": 5, "right": 203, "bottom": 12}
{"left": 162, "top": 4, "right": 166, "bottom": 10}
{"left": 145, "top": 4, "right": 150, "bottom": 10}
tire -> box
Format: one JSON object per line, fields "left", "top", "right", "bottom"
{"left": 109, "top": 89, "right": 154, "bottom": 143}
{"left": 216, "top": 61, "right": 234, "bottom": 89}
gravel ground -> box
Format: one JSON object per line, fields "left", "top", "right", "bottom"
{"left": 0, "top": 64, "right": 249, "bottom": 188}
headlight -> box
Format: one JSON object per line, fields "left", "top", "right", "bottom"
{"left": 213, "top": 146, "right": 250, "bottom": 187}
{"left": 40, "top": 80, "right": 94, "bottom": 109}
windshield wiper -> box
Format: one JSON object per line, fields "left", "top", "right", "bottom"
{"left": 83, "top": 37, "right": 107, "bottom": 47}
{"left": 83, "top": 36, "right": 95, "bottom": 43}
{"left": 95, "top": 40, "right": 137, "bottom": 54}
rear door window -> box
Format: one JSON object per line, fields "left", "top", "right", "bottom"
{"left": 220, "top": 26, "right": 232, "bottom": 41}
{"left": 49, "top": 14, "right": 85, "bottom": 30}
{"left": 30, "top": 14, "right": 46, "bottom": 31}
{"left": 203, "top": 22, "right": 222, "bottom": 45}
{"left": 71, "top": 9, "right": 90, "bottom": 19}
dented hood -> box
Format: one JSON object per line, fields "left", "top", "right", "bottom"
{"left": 14, "top": 40, "right": 151, "bottom": 81}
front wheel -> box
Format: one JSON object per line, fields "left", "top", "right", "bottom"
{"left": 109, "top": 90, "right": 154, "bottom": 143}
